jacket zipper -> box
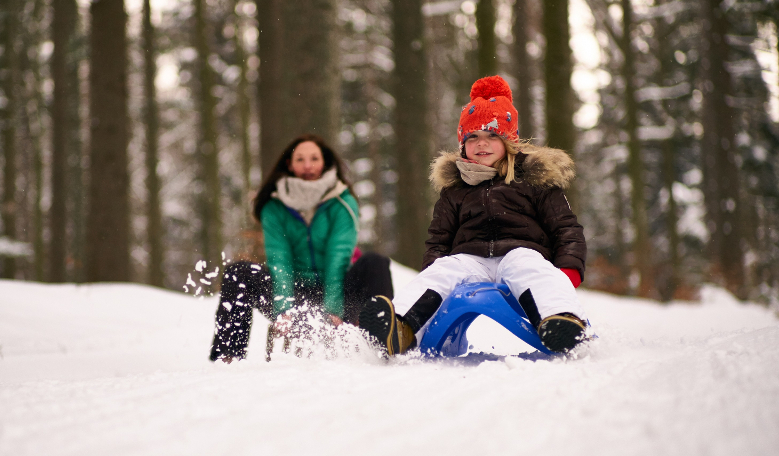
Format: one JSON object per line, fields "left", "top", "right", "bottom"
{"left": 307, "top": 216, "right": 320, "bottom": 283}
{"left": 486, "top": 180, "right": 494, "bottom": 257}
{"left": 286, "top": 205, "right": 321, "bottom": 283}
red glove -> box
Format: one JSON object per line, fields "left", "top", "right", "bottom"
{"left": 560, "top": 268, "right": 582, "bottom": 288}
{"left": 351, "top": 246, "right": 362, "bottom": 264}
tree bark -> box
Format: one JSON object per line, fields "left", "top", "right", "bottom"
{"left": 620, "top": 0, "right": 652, "bottom": 297}
{"left": 700, "top": 0, "right": 745, "bottom": 298}
{"left": 365, "top": 65, "right": 385, "bottom": 253}
{"left": 194, "top": 0, "right": 223, "bottom": 272}
{"left": 542, "top": 0, "right": 577, "bottom": 207}
{"left": 34, "top": 133, "right": 45, "bottom": 281}
{"left": 67, "top": 9, "right": 85, "bottom": 283}
{"left": 282, "top": 0, "right": 340, "bottom": 145}
{"left": 257, "top": 0, "right": 339, "bottom": 177}
{"left": 256, "top": 0, "right": 285, "bottom": 178}
{"left": 660, "top": 139, "right": 680, "bottom": 301}
{"left": 143, "top": 0, "right": 164, "bottom": 287}
{"left": 476, "top": 0, "right": 497, "bottom": 77}
{"left": 17, "top": 0, "right": 48, "bottom": 282}
{"left": 50, "top": 0, "right": 78, "bottom": 282}
{"left": 1, "top": 0, "right": 19, "bottom": 279}
{"left": 86, "top": 0, "right": 131, "bottom": 282}
{"left": 656, "top": 0, "right": 681, "bottom": 301}
{"left": 391, "top": 0, "right": 431, "bottom": 269}
{"left": 233, "top": 1, "right": 253, "bottom": 199}
{"left": 513, "top": 0, "right": 535, "bottom": 140}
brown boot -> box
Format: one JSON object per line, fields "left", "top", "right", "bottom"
{"left": 358, "top": 295, "right": 417, "bottom": 356}
{"left": 538, "top": 313, "right": 586, "bottom": 353}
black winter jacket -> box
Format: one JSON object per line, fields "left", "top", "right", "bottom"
{"left": 424, "top": 148, "right": 586, "bottom": 280}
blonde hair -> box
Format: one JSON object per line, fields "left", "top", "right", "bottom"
{"left": 493, "top": 137, "right": 523, "bottom": 184}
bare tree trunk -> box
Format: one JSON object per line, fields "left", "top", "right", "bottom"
{"left": 366, "top": 67, "right": 385, "bottom": 253}
{"left": 513, "top": 0, "right": 535, "bottom": 140}
{"left": 256, "top": 0, "right": 285, "bottom": 178}
{"left": 476, "top": 0, "right": 497, "bottom": 77}
{"left": 17, "top": 0, "right": 47, "bottom": 281}
{"left": 194, "top": 0, "right": 223, "bottom": 272}
{"left": 233, "top": 1, "right": 253, "bottom": 199}
{"left": 283, "top": 0, "right": 340, "bottom": 145}
{"left": 700, "top": 0, "right": 745, "bottom": 298}
{"left": 392, "top": 0, "right": 431, "bottom": 269}
{"left": 613, "top": 167, "right": 627, "bottom": 266}
{"left": 1, "top": 0, "right": 19, "bottom": 279}
{"left": 50, "top": 0, "right": 78, "bottom": 282}
{"left": 143, "top": 0, "right": 164, "bottom": 287}
{"left": 656, "top": 0, "right": 681, "bottom": 301}
{"left": 542, "top": 0, "right": 577, "bottom": 207}
{"left": 33, "top": 136, "right": 45, "bottom": 281}
{"left": 661, "top": 139, "right": 680, "bottom": 300}
{"left": 233, "top": 0, "right": 260, "bottom": 260}
{"left": 620, "top": 0, "right": 651, "bottom": 297}
{"left": 68, "top": 12, "right": 85, "bottom": 283}
{"left": 86, "top": 0, "right": 130, "bottom": 282}
{"left": 256, "top": 0, "right": 338, "bottom": 176}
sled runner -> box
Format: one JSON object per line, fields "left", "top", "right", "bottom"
{"left": 418, "top": 282, "right": 555, "bottom": 356}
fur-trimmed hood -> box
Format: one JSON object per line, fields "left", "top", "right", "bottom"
{"left": 429, "top": 144, "right": 576, "bottom": 193}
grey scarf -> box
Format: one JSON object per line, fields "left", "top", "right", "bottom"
{"left": 275, "top": 167, "right": 339, "bottom": 213}
{"left": 456, "top": 159, "right": 498, "bottom": 186}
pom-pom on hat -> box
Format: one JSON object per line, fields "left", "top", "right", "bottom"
{"left": 457, "top": 75, "right": 519, "bottom": 144}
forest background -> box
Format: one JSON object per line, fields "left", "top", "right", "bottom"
{"left": 1, "top": 0, "right": 778, "bottom": 306}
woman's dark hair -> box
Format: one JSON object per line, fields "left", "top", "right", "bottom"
{"left": 253, "top": 133, "right": 354, "bottom": 221}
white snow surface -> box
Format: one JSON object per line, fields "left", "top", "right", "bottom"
{"left": 2, "top": 263, "right": 779, "bottom": 456}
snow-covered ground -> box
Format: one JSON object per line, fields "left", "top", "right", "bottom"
{"left": 1, "top": 263, "right": 778, "bottom": 456}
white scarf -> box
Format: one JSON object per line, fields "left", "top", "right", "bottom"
{"left": 274, "top": 168, "right": 345, "bottom": 224}
{"left": 455, "top": 159, "right": 498, "bottom": 186}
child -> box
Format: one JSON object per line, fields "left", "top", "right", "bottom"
{"left": 359, "top": 75, "right": 587, "bottom": 355}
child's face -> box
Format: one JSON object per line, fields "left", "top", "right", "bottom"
{"left": 463, "top": 130, "right": 506, "bottom": 167}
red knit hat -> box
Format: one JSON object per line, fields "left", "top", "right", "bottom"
{"left": 457, "top": 75, "right": 519, "bottom": 144}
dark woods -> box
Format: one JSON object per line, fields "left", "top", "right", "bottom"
{"left": 0, "top": 0, "right": 778, "bottom": 305}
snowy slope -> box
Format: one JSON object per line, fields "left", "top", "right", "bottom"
{"left": 1, "top": 265, "right": 778, "bottom": 456}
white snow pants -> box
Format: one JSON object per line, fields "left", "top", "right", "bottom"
{"left": 393, "top": 248, "right": 586, "bottom": 339}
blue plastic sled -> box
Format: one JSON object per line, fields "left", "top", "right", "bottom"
{"left": 418, "top": 282, "right": 554, "bottom": 357}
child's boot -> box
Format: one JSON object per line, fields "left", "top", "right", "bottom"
{"left": 538, "top": 313, "right": 586, "bottom": 353}
{"left": 359, "top": 295, "right": 416, "bottom": 356}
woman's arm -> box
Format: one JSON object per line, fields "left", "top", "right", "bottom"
{"left": 322, "top": 193, "right": 359, "bottom": 318}
{"left": 422, "top": 188, "right": 460, "bottom": 270}
{"left": 261, "top": 200, "right": 296, "bottom": 316}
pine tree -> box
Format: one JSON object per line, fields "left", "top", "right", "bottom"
{"left": 513, "top": 0, "right": 537, "bottom": 140}
{"left": 50, "top": 0, "right": 78, "bottom": 282}
{"left": 700, "top": 0, "right": 745, "bottom": 298}
{"left": 476, "top": 0, "right": 497, "bottom": 77}
{"left": 620, "top": 0, "right": 652, "bottom": 297}
{"left": 86, "top": 0, "right": 131, "bottom": 282}
{"left": 1, "top": 0, "right": 20, "bottom": 279}
{"left": 543, "top": 0, "right": 577, "bottom": 207}
{"left": 391, "top": 0, "right": 431, "bottom": 269}
{"left": 143, "top": 0, "right": 165, "bottom": 287}
{"left": 257, "top": 0, "right": 285, "bottom": 177}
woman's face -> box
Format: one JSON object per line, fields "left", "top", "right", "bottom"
{"left": 288, "top": 141, "right": 325, "bottom": 180}
{"left": 463, "top": 130, "right": 506, "bottom": 167}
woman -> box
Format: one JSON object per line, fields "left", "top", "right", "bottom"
{"left": 209, "top": 133, "right": 393, "bottom": 362}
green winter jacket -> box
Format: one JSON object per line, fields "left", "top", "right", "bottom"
{"left": 260, "top": 189, "right": 359, "bottom": 318}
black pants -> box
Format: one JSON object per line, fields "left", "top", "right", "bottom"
{"left": 209, "top": 252, "right": 393, "bottom": 361}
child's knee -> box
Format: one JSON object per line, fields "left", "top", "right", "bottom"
{"left": 504, "top": 247, "right": 544, "bottom": 262}
{"left": 501, "top": 248, "right": 553, "bottom": 275}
